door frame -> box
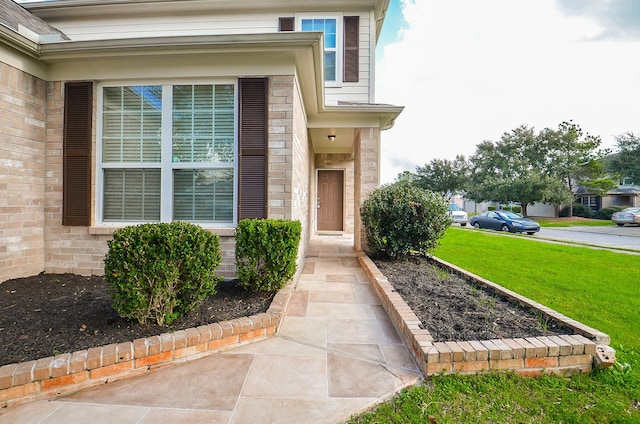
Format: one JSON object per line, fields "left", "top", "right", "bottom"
{"left": 316, "top": 168, "right": 345, "bottom": 233}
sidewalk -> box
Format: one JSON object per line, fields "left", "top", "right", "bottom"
{"left": 0, "top": 235, "right": 421, "bottom": 424}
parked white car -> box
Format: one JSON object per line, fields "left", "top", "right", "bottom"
{"left": 448, "top": 204, "right": 469, "bottom": 226}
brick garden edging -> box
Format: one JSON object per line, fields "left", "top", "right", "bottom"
{"left": 0, "top": 281, "right": 294, "bottom": 409}
{"left": 358, "top": 252, "right": 615, "bottom": 377}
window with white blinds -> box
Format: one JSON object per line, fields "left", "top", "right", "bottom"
{"left": 100, "top": 83, "right": 237, "bottom": 224}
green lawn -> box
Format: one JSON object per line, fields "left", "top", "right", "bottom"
{"left": 348, "top": 228, "right": 640, "bottom": 424}
{"left": 534, "top": 217, "right": 615, "bottom": 227}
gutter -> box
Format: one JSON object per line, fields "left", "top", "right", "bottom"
{"left": 0, "top": 24, "right": 39, "bottom": 58}
{"left": 38, "top": 32, "right": 323, "bottom": 61}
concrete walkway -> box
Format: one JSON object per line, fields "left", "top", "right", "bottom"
{"left": 0, "top": 235, "right": 421, "bottom": 424}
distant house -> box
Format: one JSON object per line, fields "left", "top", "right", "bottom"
{"left": 0, "top": 0, "right": 402, "bottom": 282}
{"left": 576, "top": 178, "right": 640, "bottom": 212}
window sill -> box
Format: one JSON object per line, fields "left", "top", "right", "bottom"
{"left": 88, "top": 225, "right": 236, "bottom": 237}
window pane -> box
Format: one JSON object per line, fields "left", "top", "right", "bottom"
{"left": 102, "top": 86, "right": 162, "bottom": 162}
{"left": 324, "top": 33, "right": 336, "bottom": 49}
{"left": 325, "top": 52, "right": 336, "bottom": 82}
{"left": 301, "top": 19, "right": 338, "bottom": 81}
{"left": 173, "top": 84, "right": 235, "bottom": 163}
{"left": 214, "top": 85, "right": 235, "bottom": 162}
{"left": 301, "top": 19, "right": 313, "bottom": 31}
{"left": 103, "top": 169, "right": 160, "bottom": 221}
{"left": 173, "top": 169, "right": 233, "bottom": 223}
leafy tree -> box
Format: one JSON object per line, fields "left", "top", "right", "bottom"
{"left": 607, "top": 132, "right": 640, "bottom": 184}
{"left": 467, "top": 126, "right": 569, "bottom": 216}
{"left": 395, "top": 170, "right": 419, "bottom": 186}
{"left": 414, "top": 155, "right": 470, "bottom": 199}
{"left": 541, "top": 121, "right": 610, "bottom": 215}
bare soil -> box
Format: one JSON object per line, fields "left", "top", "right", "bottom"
{"left": 373, "top": 256, "right": 572, "bottom": 342}
{"left": 0, "top": 257, "right": 572, "bottom": 367}
{"left": 0, "top": 274, "right": 274, "bottom": 366}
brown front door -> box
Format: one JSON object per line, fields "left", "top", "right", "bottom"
{"left": 317, "top": 170, "right": 344, "bottom": 231}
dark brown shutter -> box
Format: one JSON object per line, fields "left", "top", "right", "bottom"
{"left": 279, "top": 17, "right": 294, "bottom": 32}
{"left": 343, "top": 16, "right": 359, "bottom": 82}
{"left": 63, "top": 82, "right": 93, "bottom": 226}
{"left": 238, "top": 77, "right": 268, "bottom": 219}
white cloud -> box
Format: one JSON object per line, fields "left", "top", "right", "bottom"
{"left": 376, "top": 0, "right": 640, "bottom": 183}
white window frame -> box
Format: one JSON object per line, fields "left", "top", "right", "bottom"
{"left": 96, "top": 80, "right": 239, "bottom": 228}
{"left": 297, "top": 13, "right": 343, "bottom": 85}
{"left": 580, "top": 195, "right": 598, "bottom": 211}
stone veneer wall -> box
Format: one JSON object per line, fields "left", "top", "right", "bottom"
{"left": 269, "top": 75, "right": 311, "bottom": 270}
{"left": 0, "top": 63, "right": 47, "bottom": 282}
{"left": 354, "top": 128, "right": 381, "bottom": 251}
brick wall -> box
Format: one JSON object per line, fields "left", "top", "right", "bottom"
{"left": 43, "top": 81, "right": 111, "bottom": 277}
{"left": 358, "top": 253, "right": 612, "bottom": 377}
{"left": 0, "top": 63, "right": 47, "bottom": 282}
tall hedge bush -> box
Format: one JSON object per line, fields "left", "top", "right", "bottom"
{"left": 235, "top": 219, "right": 302, "bottom": 292}
{"left": 104, "top": 222, "right": 223, "bottom": 325}
{"left": 360, "top": 183, "right": 452, "bottom": 259}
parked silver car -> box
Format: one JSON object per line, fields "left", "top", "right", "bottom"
{"left": 611, "top": 207, "right": 640, "bottom": 226}
{"left": 448, "top": 204, "right": 468, "bottom": 226}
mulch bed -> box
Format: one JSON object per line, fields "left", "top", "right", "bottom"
{"left": 1, "top": 256, "right": 572, "bottom": 367}
{"left": 0, "top": 273, "right": 274, "bottom": 366}
{"left": 373, "top": 256, "right": 572, "bottom": 342}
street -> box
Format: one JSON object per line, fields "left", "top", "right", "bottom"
{"left": 536, "top": 225, "right": 640, "bottom": 251}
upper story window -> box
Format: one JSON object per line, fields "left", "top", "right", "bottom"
{"left": 301, "top": 18, "right": 337, "bottom": 82}
{"left": 289, "top": 15, "right": 359, "bottom": 84}
{"left": 98, "top": 83, "right": 237, "bottom": 225}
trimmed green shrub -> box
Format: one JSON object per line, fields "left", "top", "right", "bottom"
{"left": 488, "top": 206, "right": 497, "bottom": 211}
{"left": 360, "top": 183, "right": 451, "bottom": 259}
{"left": 595, "top": 205, "right": 628, "bottom": 220}
{"left": 105, "top": 222, "right": 223, "bottom": 325}
{"left": 235, "top": 219, "right": 302, "bottom": 292}
{"left": 559, "top": 203, "right": 595, "bottom": 218}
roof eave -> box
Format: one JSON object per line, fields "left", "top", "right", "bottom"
{"left": 0, "top": 24, "right": 39, "bottom": 58}
{"left": 320, "top": 103, "right": 404, "bottom": 130}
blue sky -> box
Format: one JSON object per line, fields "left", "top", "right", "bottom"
{"left": 375, "top": 0, "right": 640, "bottom": 183}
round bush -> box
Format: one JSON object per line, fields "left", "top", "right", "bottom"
{"left": 559, "top": 203, "right": 595, "bottom": 218}
{"left": 595, "top": 205, "right": 628, "bottom": 220}
{"left": 104, "top": 222, "right": 223, "bottom": 325}
{"left": 235, "top": 219, "right": 302, "bottom": 292}
{"left": 360, "top": 183, "right": 452, "bottom": 259}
